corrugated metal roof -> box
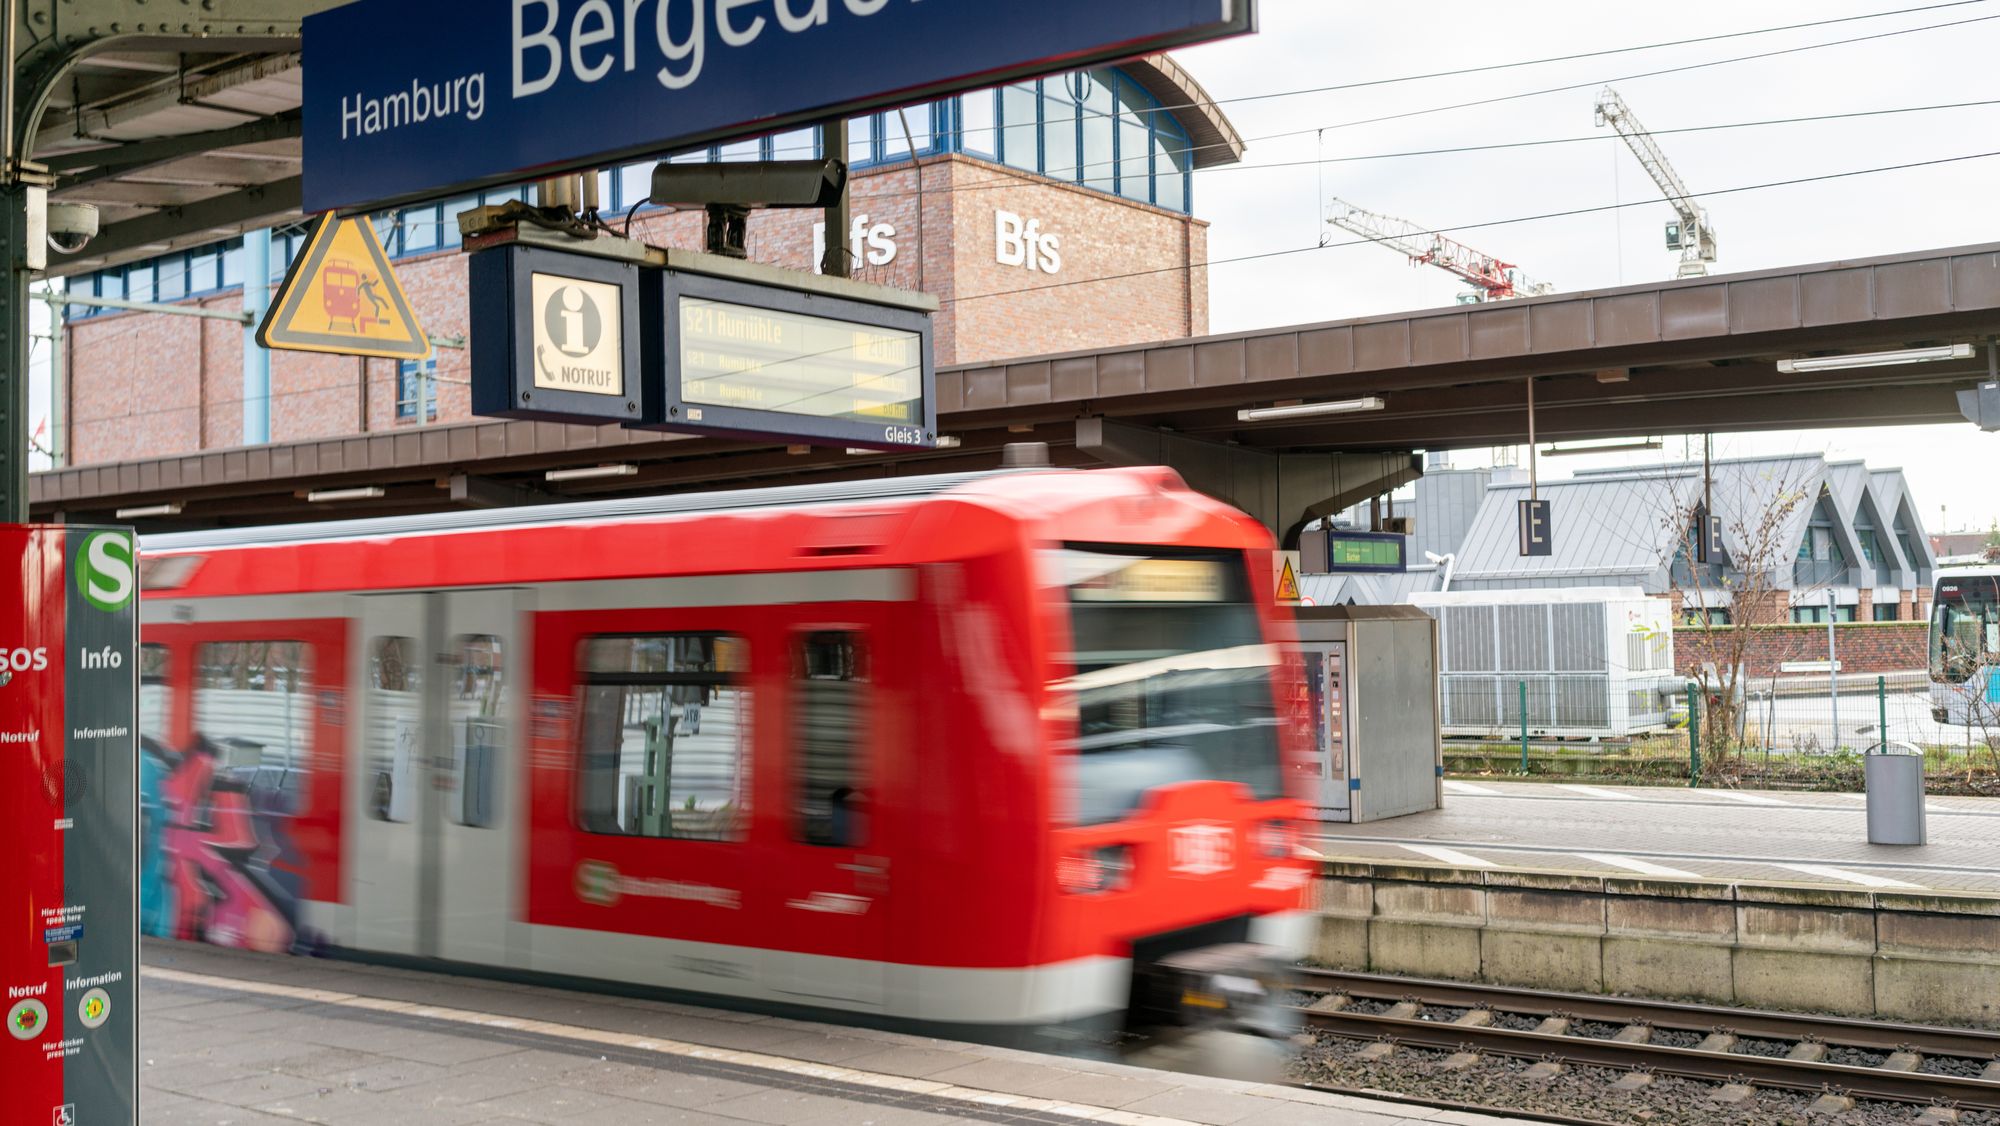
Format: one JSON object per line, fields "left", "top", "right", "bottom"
{"left": 1450, "top": 470, "right": 1694, "bottom": 585}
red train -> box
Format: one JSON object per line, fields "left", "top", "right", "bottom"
{"left": 135, "top": 466, "right": 1313, "bottom": 1045}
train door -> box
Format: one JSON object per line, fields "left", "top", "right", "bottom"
{"left": 767, "top": 625, "right": 889, "bottom": 1007}
{"left": 352, "top": 594, "right": 433, "bottom": 955}
{"left": 433, "top": 589, "right": 526, "bottom": 965}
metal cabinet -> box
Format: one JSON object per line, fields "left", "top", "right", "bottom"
{"left": 1293, "top": 605, "right": 1442, "bottom": 822}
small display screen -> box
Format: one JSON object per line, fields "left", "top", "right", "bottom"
{"left": 678, "top": 297, "right": 923, "bottom": 426}
{"left": 1326, "top": 533, "right": 1406, "bottom": 571}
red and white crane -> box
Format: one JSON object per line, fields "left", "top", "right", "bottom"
{"left": 1327, "top": 196, "right": 1555, "bottom": 302}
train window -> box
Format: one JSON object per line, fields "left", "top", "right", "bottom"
{"left": 575, "top": 634, "right": 750, "bottom": 842}
{"left": 448, "top": 635, "right": 504, "bottom": 829}
{"left": 139, "top": 644, "right": 171, "bottom": 746}
{"left": 193, "top": 641, "right": 314, "bottom": 815}
{"left": 367, "top": 636, "right": 422, "bottom": 823}
{"left": 793, "top": 632, "right": 869, "bottom": 848}
{"left": 1047, "top": 547, "right": 1285, "bottom": 825}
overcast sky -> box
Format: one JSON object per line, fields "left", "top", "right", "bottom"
{"left": 1177, "top": 0, "right": 2000, "bottom": 536}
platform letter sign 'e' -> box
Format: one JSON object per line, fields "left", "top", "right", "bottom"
{"left": 1518, "top": 499, "right": 1552, "bottom": 557}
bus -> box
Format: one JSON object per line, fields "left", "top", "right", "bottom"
{"left": 1930, "top": 565, "right": 2000, "bottom": 726}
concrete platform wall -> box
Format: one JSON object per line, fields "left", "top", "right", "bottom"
{"left": 1312, "top": 861, "right": 2000, "bottom": 1027}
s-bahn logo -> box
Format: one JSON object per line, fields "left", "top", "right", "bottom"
{"left": 575, "top": 861, "right": 620, "bottom": 906}
{"left": 1169, "top": 823, "right": 1234, "bottom": 878}
{"left": 76, "top": 530, "right": 137, "bottom": 612}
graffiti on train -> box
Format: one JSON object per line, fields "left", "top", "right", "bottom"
{"left": 139, "top": 732, "right": 320, "bottom": 954}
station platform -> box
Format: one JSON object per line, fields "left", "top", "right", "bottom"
{"left": 1310, "top": 779, "right": 2000, "bottom": 893}
{"left": 137, "top": 940, "right": 1529, "bottom": 1126}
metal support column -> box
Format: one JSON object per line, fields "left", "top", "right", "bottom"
{"left": 243, "top": 227, "right": 272, "bottom": 444}
{"left": 0, "top": 180, "right": 28, "bottom": 522}
{"left": 820, "top": 119, "right": 850, "bottom": 279}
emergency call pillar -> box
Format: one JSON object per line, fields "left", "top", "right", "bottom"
{"left": 0, "top": 524, "right": 139, "bottom": 1126}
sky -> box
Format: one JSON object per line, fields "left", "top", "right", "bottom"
{"left": 1175, "top": 0, "right": 2000, "bottom": 536}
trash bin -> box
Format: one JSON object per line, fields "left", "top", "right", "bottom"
{"left": 1864, "top": 741, "right": 1926, "bottom": 846}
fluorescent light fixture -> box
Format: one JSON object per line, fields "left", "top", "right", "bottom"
{"left": 1236, "top": 396, "right": 1385, "bottom": 422}
{"left": 115, "top": 503, "right": 182, "bottom": 518}
{"left": 306, "top": 486, "right": 385, "bottom": 503}
{"left": 1776, "top": 344, "right": 1972, "bottom": 373}
{"left": 1540, "top": 439, "right": 1663, "bottom": 457}
{"left": 544, "top": 463, "right": 638, "bottom": 482}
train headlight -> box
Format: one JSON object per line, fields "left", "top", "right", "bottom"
{"left": 1254, "top": 819, "right": 1292, "bottom": 859}
{"left": 1056, "top": 844, "right": 1133, "bottom": 894}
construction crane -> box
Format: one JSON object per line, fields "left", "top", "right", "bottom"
{"left": 1326, "top": 196, "right": 1555, "bottom": 303}
{"left": 1594, "top": 85, "right": 1718, "bottom": 278}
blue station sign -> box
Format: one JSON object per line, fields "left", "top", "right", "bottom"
{"left": 302, "top": 0, "right": 1254, "bottom": 213}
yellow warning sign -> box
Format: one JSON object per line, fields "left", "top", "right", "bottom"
{"left": 257, "top": 214, "right": 430, "bottom": 359}
{"left": 1275, "top": 555, "right": 1302, "bottom": 602}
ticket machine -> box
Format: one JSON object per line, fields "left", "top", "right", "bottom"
{"left": 1293, "top": 605, "right": 1442, "bottom": 823}
{"left": 1, "top": 525, "right": 138, "bottom": 1126}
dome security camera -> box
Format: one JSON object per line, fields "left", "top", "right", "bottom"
{"left": 46, "top": 202, "right": 99, "bottom": 253}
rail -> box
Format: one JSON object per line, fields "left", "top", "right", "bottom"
{"left": 1291, "top": 967, "right": 2000, "bottom": 1111}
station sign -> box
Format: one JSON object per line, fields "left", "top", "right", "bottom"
{"left": 302, "top": 0, "right": 1256, "bottom": 213}
{"left": 0, "top": 525, "right": 139, "bottom": 1126}
{"left": 469, "top": 246, "right": 648, "bottom": 423}
{"left": 469, "top": 241, "right": 935, "bottom": 450}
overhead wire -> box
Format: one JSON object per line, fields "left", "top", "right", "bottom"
{"left": 940, "top": 146, "right": 2000, "bottom": 306}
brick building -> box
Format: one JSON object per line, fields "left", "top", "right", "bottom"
{"left": 53, "top": 56, "right": 1237, "bottom": 468}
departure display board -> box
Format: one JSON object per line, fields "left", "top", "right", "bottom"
{"left": 679, "top": 298, "right": 924, "bottom": 434}
{"left": 1325, "top": 532, "right": 1407, "bottom": 573}
{"left": 657, "top": 272, "right": 935, "bottom": 450}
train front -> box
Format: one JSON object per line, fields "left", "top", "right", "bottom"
{"left": 1023, "top": 472, "right": 1315, "bottom": 1047}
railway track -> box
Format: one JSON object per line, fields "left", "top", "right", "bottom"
{"left": 1289, "top": 968, "right": 2000, "bottom": 1118}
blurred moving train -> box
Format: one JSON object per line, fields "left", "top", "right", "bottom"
{"left": 135, "top": 466, "right": 1313, "bottom": 1045}
{"left": 1932, "top": 564, "right": 2000, "bottom": 727}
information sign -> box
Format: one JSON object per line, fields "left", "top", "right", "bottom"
{"left": 657, "top": 273, "right": 933, "bottom": 448}
{"left": 1324, "top": 531, "right": 1406, "bottom": 574}
{"left": 469, "top": 245, "right": 648, "bottom": 423}
{"left": 0, "top": 525, "right": 139, "bottom": 1126}
{"left": 469, "top": 240, "right": 935, "bottom": 449}
{"left": 302, "top": 0, "right": 1255, "bottom": 213}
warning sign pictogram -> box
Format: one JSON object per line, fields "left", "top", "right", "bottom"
{"left": 258, "top": 214, "right": 430, "bottom": 359}
{"left": 1275, "top": 555, "right": 1302, "bottom": 602}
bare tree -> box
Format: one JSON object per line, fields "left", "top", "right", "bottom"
{"left": 1663, "top": 466, "right": 1816, "bottom": 762}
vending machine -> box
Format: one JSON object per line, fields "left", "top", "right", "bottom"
{"left": 1292, "top": 605, "right": 1443, "bottom": 823}
{"left": 0, "top": 525, "right": 138, "bottom": 1126}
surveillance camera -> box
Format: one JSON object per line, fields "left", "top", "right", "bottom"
{"left": 46, "top": 202, "right": 99, "bottom": 253}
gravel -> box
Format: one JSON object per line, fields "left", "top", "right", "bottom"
{"left": 1291, "top": 1032, "right": 2000, "bottom": 1126}
{"left": 1919, "top": 1054, "right": 1992, "bottom": 1077}
{"left": 1734, "top": 1037, "right": 1792, "bottom": 1057}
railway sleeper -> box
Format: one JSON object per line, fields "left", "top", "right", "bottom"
{"left": 1695, "top": 1031, "right": 1739, "bottom": 1053}
{"left": 1881, "top": 1049, "right": 1924, "bottom": 1072}
{"left": 1788, "top": 1039, "right": 1829, "bottom": 1062}
{"left": 1306, "top": 993, "right": 1351, "bottom": 1013}
{"left": 1915, "top": 1106, "right": 1960, "bottom": 1125}
{"left": 1611, "top": 1023, "right": 1653, "bottom": 1044}
{"left": 1805, "top": 1091, "right": 1854, "bottom": 1117}
{"left": 1533, "top": 1016, "right": 1572, "bottom": 1036}
{"left": 1707, "top": 1083, "right": 1759, "bottom": 1105}
{"left": 1382, "top": 1001, "right": 1422, "bottom": 1020}
{"left": 1439, "top": 1050, "right": 1482, "bottom": 1071}
{"left": 1982, "top": 1060, "right": 2000, "bottom": 1082}
{"left": 1451, "top": 1009, "right": 1495, "bottom": 1028}
{"left": 1608, "top": 1070, "right": 1655, "bottom": 1093}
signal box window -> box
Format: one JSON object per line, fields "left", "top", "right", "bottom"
{"left": 139, "top": 644, "right": 172, "bottom": 746}
{"left": 449, "top": 635, "right": 504, "bottom": 829}
{"left": 193, "top": 641, "right": 314, "bottom": 815}
{"left": 793, "top": 632, "right": 868, "bottom": 848}
{"left": 576, "top": 634, "right": 749, "bottom": 842}
{"left": 367, "top": 636, "right": 421, "bottom": 823}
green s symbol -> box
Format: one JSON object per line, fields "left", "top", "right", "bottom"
{"left": 77, "top": 530, "right": 137, "bottom": 612}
